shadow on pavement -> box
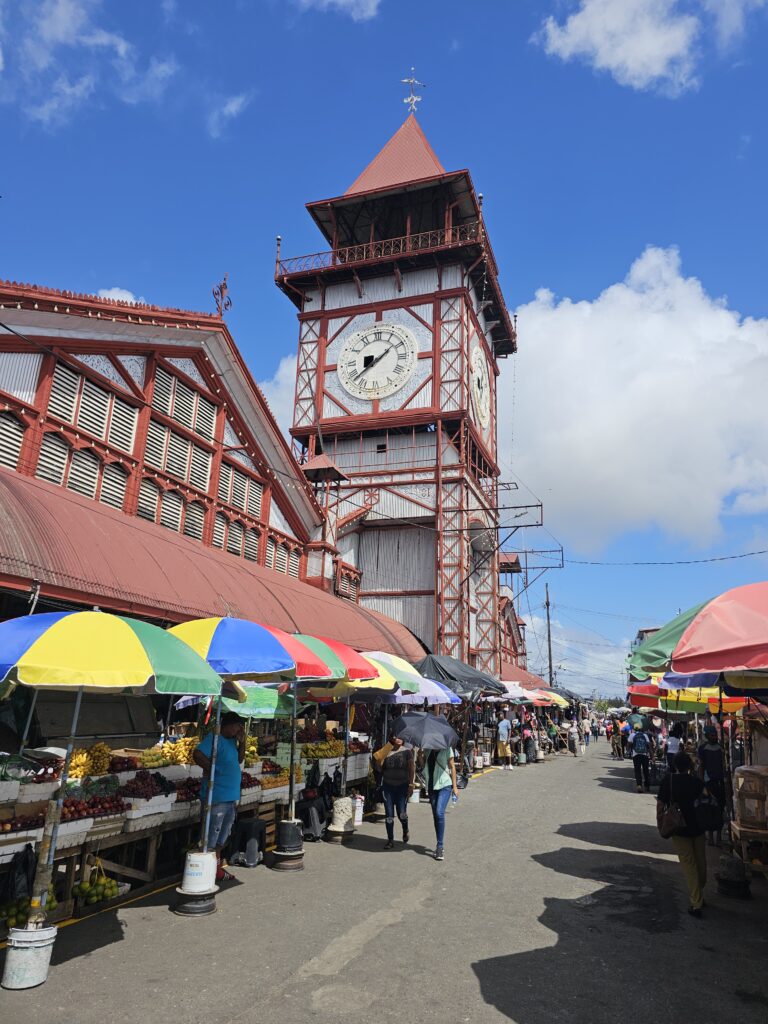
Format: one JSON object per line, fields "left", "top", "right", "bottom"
{"left": 557, "top": 820, "right": 668, "bottom": 855}
{"left": 472, "top": 845, "right": 768, "bottom": 1023}
{"left": 332, "top": 830, "right": 434, "bottom": 858}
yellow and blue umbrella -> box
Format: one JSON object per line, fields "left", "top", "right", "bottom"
{"left": 168, "top": 616, "right": 296, "bottom": 680}
{"left": 362, "top": 651, "right": 422, "bottom": 694}
{"left": 0, "top": 611, "right": 223, "bottom": 696}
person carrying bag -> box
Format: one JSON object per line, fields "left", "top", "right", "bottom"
{"left": 656, "top": 752, "right": 708, "bottom": 917}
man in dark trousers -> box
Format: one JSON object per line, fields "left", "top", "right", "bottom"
{"left": 631, "top": 724, "right": 654, "bottom": 793}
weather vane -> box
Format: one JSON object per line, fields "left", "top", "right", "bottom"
{"left": 401, "top": 67, "right": 425, "bottom": 114}
{"left": 212, "top": 273, "right": 232, "bottom": 317}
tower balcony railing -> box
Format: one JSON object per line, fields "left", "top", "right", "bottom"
{"left": 276, "top": 221, "right": 494, "bottom": 278}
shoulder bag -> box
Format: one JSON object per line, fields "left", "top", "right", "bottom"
{"left": 658, "top": 775, "right": 686, "bottom": 838}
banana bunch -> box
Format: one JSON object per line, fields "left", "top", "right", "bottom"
{"left": 69, "top": 748, "right": 90, "bottom": 779}
{"left": 261, "top": 770, "right": 290, "bottom": 790}
{"left": 302, "top": 740, "right": 344, "bottom": 759}
{"left": 161, "top": 738, "right": 197, "bottom": 765}
{"left": 87, "top": 742, "right": 112, "bottom": 775}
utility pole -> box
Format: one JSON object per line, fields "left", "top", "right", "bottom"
{"left": 545, "top": 583, "right": 554, "bottom": 687}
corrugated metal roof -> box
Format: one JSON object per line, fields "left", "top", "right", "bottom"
{"left": 0, "top": 469, "right": 425, "bottom": 661}
{"left": 500, "top": 660, "right": 547, "bottom": 690}
{"left": 345, "top": 115, "right": 445, "bottom": 196}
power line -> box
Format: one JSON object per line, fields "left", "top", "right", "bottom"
{"left": 566, "top": 548, "right": 768, "bottom": 566}
{"left": 554, "top": 603, "right": 657, "bottom": 622}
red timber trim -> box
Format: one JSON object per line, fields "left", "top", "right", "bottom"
{"left": 204, "top": 395, "right": 228, "bottom": 546}
{"left": 126, "top": 352, "right": 156, "bottom": 516}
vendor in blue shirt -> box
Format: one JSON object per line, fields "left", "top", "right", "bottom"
{"left": 193, "top": 712, "right": 245, "bottom": 879}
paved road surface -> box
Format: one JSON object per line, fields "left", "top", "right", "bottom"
{"left": 3, "top": 745, "right": 767, "bottom": 1022}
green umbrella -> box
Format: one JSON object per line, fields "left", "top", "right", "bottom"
{"left": 627, "top": 601, "right": 709, "bottom": 680}
{"left": 222, "top": 685, "right": 296, "bottom": 718}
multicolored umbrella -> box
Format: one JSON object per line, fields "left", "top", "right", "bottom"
{"left": 178, "top": 686, "right": 297, "bottom": 718}
{"left": 0, "top": 611, "right": 223, "bottom": 696}
{"left": 261, "top": 626, "right": 337, "bottom": 679}
{"left": 168, "top": 617, "right": 296, "bottom": 680}
{"left": 628, "top": 583, "right": 768, "bottom": 679}
{"left": 383, "top": 676, "right": 462, "bottom": 706}
{"left": 296, "top": 635, "right": 398, "bottom": 701}
{"left": 361, "top": 651, "right": 422, "bottom": 693}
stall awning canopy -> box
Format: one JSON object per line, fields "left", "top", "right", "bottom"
{"left": 0, "top": 470, "right": 424, "bottom": 662}
{"left": 415, "top": 654, "right": 505, "bottom": 697}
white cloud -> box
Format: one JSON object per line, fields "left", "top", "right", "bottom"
{"left": 536, "top": 0, "right": 700, "bottom": 94}
{"left": 702, "top": 0, "right": 766, "bottom": 46}
{"left": 27, "top": 73, "right": 95, "bottom": 126}
{"left": 2, "top": 0, "right": 178, "bottom": 125}
{"left": 503, "top": 246, "right": 768, "bottom": 551}
{"left": 295, "top": 0, "right": 381, "bottom": 21}
{"left": 207, "top": 92, "right": 251, "bottom": 139}
{"left": 258, "top": 354, "right": 297, "bottom": 439}
{"left": 97, "top": 286, "right": 144, "bottom": 303}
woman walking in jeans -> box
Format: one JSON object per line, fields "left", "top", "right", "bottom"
{"left": 425, "top": 746, "right": 459, "bottom": 861}
{"left": 380, "top": 735, "right": 414, "bottom": 849}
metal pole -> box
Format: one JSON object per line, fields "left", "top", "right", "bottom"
{"left": 342, "top": 697, "right": 350, "bottom": 796}
{"left": 288, "top": 684, "right": 298, "bottom": 818}
{"left": 28, "top": 686, "right": 83, "bottom": 928}
{"left": 18, "top": 688, "right": 39, "bottom": 754}
{"left": 201, "top": 696, "right": 222, "bottom": 855}
{"left": 382, "top": 703, "right": 389, "bottom": 747}
{"left": 545, "top": 583, "right": 554, "bottom": 687}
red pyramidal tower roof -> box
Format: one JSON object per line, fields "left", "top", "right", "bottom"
{"left": 345, "top": 114, "right": 446, "bottom": 196}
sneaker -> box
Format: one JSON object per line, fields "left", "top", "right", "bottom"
{"left": 384, "top": 839, "right": 394, "bottom": 850}
{"left": 402, "top": 830, "right": 410, "bottom": 844}
{"left": 434, "top": 846, "right": 444, "bottom": 861}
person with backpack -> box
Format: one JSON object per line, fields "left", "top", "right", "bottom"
{"left": 631, "top": 725, "right": 653, "bottom": 792}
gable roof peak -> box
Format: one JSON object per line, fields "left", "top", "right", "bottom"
{"left": 345, "top": 114, "right": 446, "bottom": 196}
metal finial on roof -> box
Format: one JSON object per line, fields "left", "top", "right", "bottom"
{"left": 401, "top": 67, "right": 425, "bottom": 114}
{"left": 212, "top": 273, "right": 232, "bottom": 317}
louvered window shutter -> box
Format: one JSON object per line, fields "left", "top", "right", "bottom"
{"left": 246, "top": 480, "right": 262, "bottom": 518}
{"left": 189, "top": 446, "right": 211, "bottom": 492}
{"left": 183, "top": 502, "right": 205, "bottom": 540}
{"left": 108, "top": 397, "right": 137, "bottom": 453}
{"left": 217, "top": 462, "right": 232, "bottom": 503}
{"left": 152, "top": 366, "right": 173, "bottom": 415}
{"left": 231, "top": 469, "right": 247, "bottom": 510}
{"left": 0, "top": 413, "right": 25, "bottom": 470}
{"left": 244, "top": 529, "right": 259, "bottom": 562}
{"left": 99, "top": 462, "right": 128, "bottom": 510}
{"left": 212, "top": 513, "right": 227, "bottom": 548}
{"left": 265, "top": 537, "right": 276, "bottom": 569}
{"left": 76, "top": 379, "right": 110, "bottom": 439}
{"left": 227, "top": 520, "right": 244, "bottom": 556}
{"left": 276, "top": 544, "right": 289, "bottom": 574}
{"left": 173, "top": 380, "right": 195, "bottom": 430}
{"left": 137, "top": 478, "right": 159, "bottom": 522}
{"left": 166, "top": 431, "right": 190, "bottom": 480}
{"left": 195, "top": 395, "right": 216, "bottom": 439}
{"left": 145, "top": 420, "right": 167, "bottom": 469}
{"left": 66, "top": 449, "right": 100, "bottom": 498}
{"left": 36, "top": 432, "right": 70, "bottom": 485}
{"left": 160, "top": 490, "right": 184, "bottom": 532}
{"left": 48, "top": 363, "right": 80, "bottom": 423}
{"left": 288, "top": 549, "right": 300, "bottom": 579}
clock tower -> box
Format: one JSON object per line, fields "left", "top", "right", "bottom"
{"left": 276, "top": 114, "right": 516, "bottom": 673}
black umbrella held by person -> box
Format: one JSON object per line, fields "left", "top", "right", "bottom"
{"left": 392, "top": 711, "right": 459, "bottom": 750}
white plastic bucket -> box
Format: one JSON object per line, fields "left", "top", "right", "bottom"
{"left": 474, "top": 754, "right": 484, "bottom": 770}
{"left": 2, "top": 926, "right": 58, "bottom": 990}
{"left": 353, "top": 794, "right": 364, "bottom": 825}
{"left": 482, "top": 752, "right": 491, "bottom": 767}
{"left": 536, "top": 749, "right": 545, "bottom": 762}
{"left": 409, "top": 787, "right": 421, "bottom": 804}
{"left": 518, "top": 752, "right": 527, "bottom": 765}
{"left": 180, "top": 850, "right": 218, "bottom": 894}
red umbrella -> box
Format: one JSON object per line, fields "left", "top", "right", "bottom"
{"left": 260, "top": 625, "right": 335, "bottom": 679}
{"left": 672, "top": 582, "right": 768, "bottom": 675}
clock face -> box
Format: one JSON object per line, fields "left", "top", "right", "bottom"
{"left": 337, "top": 323, "right": 418, "bottom": 401}
{"left": 470, "top": 345, "right": 491, "bottom": 429}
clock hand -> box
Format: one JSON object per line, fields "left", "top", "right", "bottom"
{"left": 361, "top": 348, "right": 390, "bottom": 376}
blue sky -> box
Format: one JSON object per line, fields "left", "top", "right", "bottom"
{"left": 2, "top": 0, "right": 767, "bottom": 694}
